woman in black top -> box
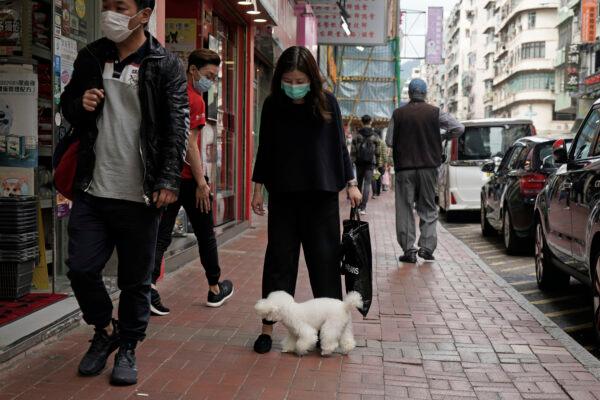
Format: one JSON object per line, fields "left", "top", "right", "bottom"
{"left": 251, "top": 46, "right": 362, "bottom": 354}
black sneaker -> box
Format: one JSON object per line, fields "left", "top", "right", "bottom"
{"left": 253, "top": 334, "right": 272, "bottom": 354}
{"left": 206, "top": 280, "right": 234, "bottom": 307}
{"left": 150, "top": 288, "right": 170, "bottom": 316}
{"left": 110, "top": 344, "right": 138, "bottom": 386}
{"left": 399, "top": 251, "right": 417, "bottom": 264}
{"left": 418, "top": 248, "right": 435, "bottom": 261}
{"left": 78, "top": 319, "right": 120, "bottom": 376}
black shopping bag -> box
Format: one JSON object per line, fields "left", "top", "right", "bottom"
{"left": 341, "top": 208, "right": 373, "bottom": 317}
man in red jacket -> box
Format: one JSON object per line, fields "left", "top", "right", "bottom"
{"left": 151, "top": 49, "right": 234, "bottom": 315}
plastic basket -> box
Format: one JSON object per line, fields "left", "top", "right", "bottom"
{"left": 0, "top": 260, "right": 35, "bottom": 299}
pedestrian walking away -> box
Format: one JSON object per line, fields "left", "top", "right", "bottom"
{"left": 370, "top": 128, "right": 387, "bottom": 199}
{"left": 251, "top": 46, "right": 362, "bottom": 354}
{"left": 151, "top": 49, "right": 234, "bottom": 316}
{"left": 351, "top": 115, "right": 383, "bottom": 214}
{"left": 59, "top": 0, "right": 189, "bottom": 386}
{"left": 386, "top": 78, "right": 464, "bottom": 264}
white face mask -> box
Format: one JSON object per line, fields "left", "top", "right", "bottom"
{"left": 101, "top": 10, "right": 141, "bottom": 43}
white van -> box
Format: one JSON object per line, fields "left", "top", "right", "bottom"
{"left": 438, "top": 118, "right": 536, "bottom": 220}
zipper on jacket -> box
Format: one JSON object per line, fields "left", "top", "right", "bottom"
{"left": 138, "top": 53, "right": 165, "bottom": 205}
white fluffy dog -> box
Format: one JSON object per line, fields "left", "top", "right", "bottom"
{"left": 254, "top": 291, "right": 362, "bottom": 356}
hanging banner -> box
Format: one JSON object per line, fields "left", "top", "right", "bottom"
{"left": 566, "top": 44, "right": 580, "bottom": 92}
{"left": 312, "top": 0, "right": 387, "bottom": 46}
{"left": 425, "top": 7, "right": 444, "bottom": 65}
{"left": 0, "top": 71, "right": 38, "bottom": 168}
{"left": 582, "top": 0, "right": 597, "bottom": 44}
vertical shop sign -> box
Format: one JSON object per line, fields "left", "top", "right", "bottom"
{"left": 425, "top": 7, "right": 443, "bottom": 65}
{"left": 566, "top": 44, "right": 580, "bottom": 92}
{"left": 312, "top": 0, "right": 387, "bottom": 46}
{"left": 582, "top": 0, "right": 597, "bottom": 44}
{"left": 0, "top": 70, "right": 38, "bottom": 168}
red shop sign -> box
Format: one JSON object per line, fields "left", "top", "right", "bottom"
{"left": 585, "top": 73, "right": 600, "bottom": 86}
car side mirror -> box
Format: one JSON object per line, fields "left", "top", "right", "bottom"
{"left": 552, "top": 138, "right": 568, "bottom": 165}
{"left": 553, "top": 148, "right": 568, "bottom": 165}
{"left": 481, "top": 162, "right": 496, "bottom": 173}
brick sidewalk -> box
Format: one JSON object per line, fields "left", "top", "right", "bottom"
{"left": 3, "top": 193, "right": 600, "bottom": 400}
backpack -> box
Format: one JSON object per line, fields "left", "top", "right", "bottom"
{"left": 357, "top": 134, "right": 377, "bottom": 165}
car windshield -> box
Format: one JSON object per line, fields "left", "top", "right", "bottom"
{"left": 457, "top": 124, "right": 532, "bottom": 160}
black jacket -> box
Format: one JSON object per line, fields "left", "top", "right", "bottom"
{"left": 252, "top": 92, "right": 354, "bottom": 193}
{"left": 60, "top": 33, "right": 189, "bottom": 203}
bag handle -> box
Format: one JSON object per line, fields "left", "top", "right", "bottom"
{"left": 350, "top": 207, "right": 361, "bottom": 221}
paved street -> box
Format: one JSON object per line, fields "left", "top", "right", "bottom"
{"left": 3, "top": 193, "right": 600, "bottom": 399}
{"left": 441, "top": 213, "right": 599, "bottom": 357}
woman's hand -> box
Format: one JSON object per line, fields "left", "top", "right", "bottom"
{"left": 252, "top": 186, "right": 265, "bottom": 216}
{"left": 347, "top": 186, "right": 362, "bottom": 208}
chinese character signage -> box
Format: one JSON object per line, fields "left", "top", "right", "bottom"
{"left": 0, "top": 71, "right": 38, "bottom": 169}
{"left": 582, "top": 0, "right": 597, "bottom": 44}
{"left": 0, "top": 0, "right": 22, "bottom": 56}
{"left": 166, "top": 18, "right": 197, "bottom": 65}
{"left": 426, "top": 7, "right": 444, "bottom": 65}
{"left": 566, "top": 44, "right": 580, "bottom": 92}
{"left": 312, "top": 0, "right": 387, "bottom": 46}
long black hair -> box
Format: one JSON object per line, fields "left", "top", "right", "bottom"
{"left": 271, "top": 46, "right": 331, "bottom": 122}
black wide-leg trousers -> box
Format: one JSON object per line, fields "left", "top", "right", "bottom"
{"left": 261, "top": 191, "right": 343, "bottom": 325}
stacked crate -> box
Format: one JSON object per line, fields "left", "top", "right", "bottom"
{"left": 0, "top": 197, "right": 39, "bottom": 299}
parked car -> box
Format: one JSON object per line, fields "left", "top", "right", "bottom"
{"left": 480, "top": 137, "right": 562, "bottom": 254}
{"left": 438, "top": 118, "right": 536, "bottom": 220}
{"left": 534, "top": 98, "right": 600, "bottom": 339}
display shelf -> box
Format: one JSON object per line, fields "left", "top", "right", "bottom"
{"left": 40, "top": 199, "right": 52, "bottom": 209}
{"left": 32, "top": 46, "right": 52, "bottom": 61}
{"left": 39, "top": 145, "right": 52, "bottom": 157}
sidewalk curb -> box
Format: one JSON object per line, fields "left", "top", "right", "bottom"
{"left": 439, "top": 224, "right": 600, "bottom": 380}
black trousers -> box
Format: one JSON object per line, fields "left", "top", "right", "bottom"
{"left": 153, "top": 179, "right": 221, "bottom": 286}
{"left": 261, "top": 191, "right": 343, "bottom": 324}
{"left": 356, "top": 165, "right": 374, "bottom": 210}
{"left": 67, "top": 192, "right": 160, "bottom": 343}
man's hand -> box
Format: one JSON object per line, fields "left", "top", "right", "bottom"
{"left": 252, "top": 190, "right": 265, "bottom": 216}
{"left": 82, "top": 89, "right": 105, "bottom": 112}
{"left": 153, "top": 189, "right": 178, "bottom": 208}
{"left": 195, "top": 182, "right": 212, "bottom": 213}
{"left": 347, "top": 186, "right": 362, "bottom": 208}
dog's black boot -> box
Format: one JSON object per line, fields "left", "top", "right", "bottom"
{"left": 254, "top": 334, "right": 272, "bottom": 354}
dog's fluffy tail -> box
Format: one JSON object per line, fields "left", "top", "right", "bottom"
{"left": 344, "top": 291, "right": 363, "bottom": 310}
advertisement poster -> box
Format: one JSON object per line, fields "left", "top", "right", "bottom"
{"left": 165, "top": 18, "right": 197, "bottom": 65}
{"left": 0, "top": 71, "right": 38, "bottom": 168}
{"left": 0, "top": 166, "right": 34, "bottom": 196}
{"left": 56, "top": 36, "right": 77, "bottom": 93}
{"left": 0, "top": 0, "right": 22, "bottom": 55}
{"left": 60, "top": 0, "right": 87, "bottom": 43}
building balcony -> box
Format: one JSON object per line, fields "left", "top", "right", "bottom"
{"left": 497, "top": 0, "right": 559, "bottom": 33}
{"left": 555, "top": 92, "right": 575, "bottom": 113}
{"left": 493, "top": 58, "right": 555, "bottom": 86}
{"left": 493, "top": 89, "right": 555, "bottom": 112}
{"left": 557, "top": 6, "right": 574, "bottom": 26}
{"left": 554, "top": 48, "right": 566, "bottom": 67}
{"left": 484, "top": 42, "right": 496, "bottom": 57}
{"left": 484, "top": 91, "right": 494, "bottom": 103}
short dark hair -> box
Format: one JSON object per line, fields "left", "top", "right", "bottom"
{"left": 134, "top": 0, "right": 155, "bottom": 10}
{"left": 188, "top": 49, "right": 222, "bottom": 72}
{"left": 361, "top": 115, "right": 372, "bottom": 125}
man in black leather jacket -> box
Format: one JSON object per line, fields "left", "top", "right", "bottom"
{"left": 59, "top": 0, "right": 189, "bottom": 386}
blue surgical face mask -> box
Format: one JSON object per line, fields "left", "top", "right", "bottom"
{"left": 281, "top": 82, "right": 310, "bottom": 100}
{"left": 193, "top": 75, "right": 213, "bottom": 93}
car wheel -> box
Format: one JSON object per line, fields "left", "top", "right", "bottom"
{"left": 592, "top": 251, "right": 600, "bottom": 342}
{"left": 535, "top": 221, "right": 569, "bottom": 291}
{"left": 503, "top": 210, "right": 520, "bottom": 254}
{"left": 480, "top": 199, "right": 496, "bottom": 237}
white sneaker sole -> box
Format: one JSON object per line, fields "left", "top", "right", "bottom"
{"left": 206, "top": 287, "right": 235, "bottom": 308}
{"left": 150, "top": 303, "right": 170, "bottom": 316}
